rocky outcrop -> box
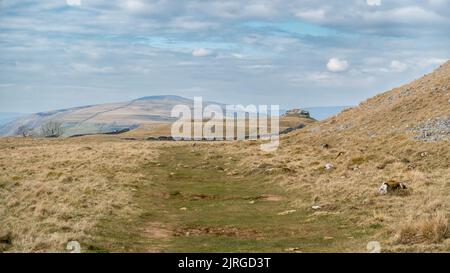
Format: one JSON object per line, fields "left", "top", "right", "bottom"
{"left": 413, "top": 116, "right": 450, "bottom": 142}
{"left": 280, "top": 124, "right": 306, "bottom": 134}
{"left": 283, "top": 109, "right": 311, "bottom": 118}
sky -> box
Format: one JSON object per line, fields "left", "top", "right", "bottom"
{"left": 0, "top": 0, "right": 449, "bottom": 113}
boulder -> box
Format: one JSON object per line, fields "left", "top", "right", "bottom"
{"left": 378, "top": 180, "right": 408, "bottom": 195}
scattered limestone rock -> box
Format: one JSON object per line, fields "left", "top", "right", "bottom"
{"left": 320, "top": 143, "right": 330, "bottom": 149}
{"left": 280, "top": 124, "right": 306, "bottom": 135}
{"left": 378, "top": 180, "right": 408, "bottom": 195}
{"left": 284, "top": 247, "right": 302, "bottom": 253}
{"left": 324, "top": 163, "right": 334, "bottom": 170}
{"left": 277, "top": 210, "right": 296, "bottom": 216}
{"left": 412, "top": 116, "right": 450, "bottom": 142}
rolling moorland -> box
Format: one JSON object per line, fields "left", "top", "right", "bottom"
{"left": 0, "top": 95, "right": 339, "bottom": 138}
{"left": 0, "top": 61, "right": 449, "bottom": 253}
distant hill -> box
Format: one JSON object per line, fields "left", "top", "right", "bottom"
{"left": 0, "top": 112, "right": 26, "bottom": 127}
{"left": 1, "top": 93, "right": 349, "bottom": 137}
{"left": 0, "top": 95, "right": 318, "bottom": 137}
{"left": 0, "top": 96, "right": 194, "bottom": 136}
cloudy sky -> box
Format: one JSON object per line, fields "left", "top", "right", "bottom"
{"left": 0, "top": 0, "right": 449, "bottom": 113}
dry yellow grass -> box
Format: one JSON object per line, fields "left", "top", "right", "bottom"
{"left": 122, "top": 114, "right": 315, "bottom": 140}
{"left": 0, "top": 62, "right": 449, "bottom": 253}
{"left": 395, "top": 212, "right": 448, "bottom": 245}
{"left": 0, "top": 136, "right": 161, "bottom": 252}
{"left": 216, "top": 61, "right": 450, "bottom": 252}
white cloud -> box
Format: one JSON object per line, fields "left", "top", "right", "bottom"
{"left": 192, "top": 48, "right": 212, "bottom": 57}
{"left": 169, "top": 17, "right": 218, "bottom": 31}
{"left": 295, "top": 9, "right": 326, "bottom": 22}
{"left": 230, "top": 53, "right": 246, "bottom": 59}
{"left": 72, "top": 63, "right": 114, "bottom": 74}
{"left": 367, "top": 0, "right": 382, "bottom": 6}
{"left": 66, "top": 0, "right": 81, "bottom": 7}
{"left": 417, "top": 57, "right": 448, "bottom": 68}
{"left": 123, "top": 0, "right": 146, "bottom": 12}
{"left": 428, "top": 0, "right": 449, "bottom": 7}
{"left": 390, "top": 60, "right": 408, "bottom": 72}
{"left": 327, "top": 58, "right": 349, "bottom": 72}
{"left": 241, "top": 64, "right": 276, "bottom": 70}
{"left": 366, "top": 7, "right": 445, "bottom": 25}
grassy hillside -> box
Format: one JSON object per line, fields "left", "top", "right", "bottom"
{"left": 0, "top": 62, "right": 449, "bottom": 252}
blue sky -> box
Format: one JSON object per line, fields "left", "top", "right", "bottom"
{"left": 0, "top": 0, "right": 449, "bottom": 113}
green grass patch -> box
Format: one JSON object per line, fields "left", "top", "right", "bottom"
{"left": 90, "top": 144, "right": 377, "bottom": 252}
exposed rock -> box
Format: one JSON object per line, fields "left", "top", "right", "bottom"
{"left": 121, "top": 137, "right": 137, "bottom": 141}
{"left": 324, "top": 163, "right": 334, "bottom": 170}
{"left": 412, "top": 116, "right": 450, "bottom": 142}
{"left": 146, "top": 136, "right": 175, "bottom": 141}
{"left": 283, "top": 109, "right": 310, "bottom": 118}
{"left": 280, "top": 124, "right": 306, "bottom": 135}
{"left": 103, "top": 128, "right": 132, "bottom": 135}
{"left": 320, "top": 143, "right": 330, "bottom": 149}
{"left": 277, "top": 210, "right": 296, "bottom": 216}
{"left": 284, "top": 247, "right": 302, "bottom": 253}
{"left": 378, "top": 180, "right": 408, "bottom": 195}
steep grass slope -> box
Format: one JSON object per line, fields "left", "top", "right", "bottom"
{"left": 228, "top": 61, "right": 450, "bottom": 252}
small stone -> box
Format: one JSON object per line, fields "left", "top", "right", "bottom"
{"left": 312, "top": 205, "right": 321, "bottom": 210}
{"left": 284, "top": 247, "right": 301, "bottom": 253}
{"left": 324, "top": 163, "right": 334, "bottom": 170}
{"left": 277, "top": 210, "right": 296, "bottom": 216}
{"left": 179, "top": 207, "right": 188, "bottom": 211}
{"left": 320, "top": 144, "right": 330, "bottom": 149}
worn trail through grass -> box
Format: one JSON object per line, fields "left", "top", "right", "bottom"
{"left": 91, "top": 144, "right": 375, "bottom": 252}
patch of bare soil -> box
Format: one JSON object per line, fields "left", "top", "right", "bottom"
{"left": 141, "top": 223, "right": 173, "bottom": 239}
{"left": 257, "top": 194, "right": 285, "bottom": 201}
{"left": 174, "top": 226, "right": 264, "bottom": 240}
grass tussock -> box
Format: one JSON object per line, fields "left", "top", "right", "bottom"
{"left": 395, "top": 213, "right": 448, "bottom": 245}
